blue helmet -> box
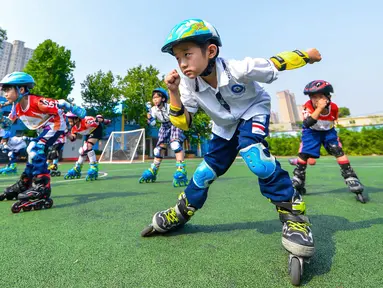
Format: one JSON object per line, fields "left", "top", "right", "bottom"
{"left": 161, "top": 19, "right": 222, "bottom": 55}
{"left": 0, "top": 72, "right": 35, "bottom": 89}
{"left": 152, "top": 87, "right": 168, "bottom": 102}
{"left": 0, "top": 72, "right": 35, "bottom": 103}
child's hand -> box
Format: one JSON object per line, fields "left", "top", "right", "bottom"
{"left": 306, "top": 48, "right": 322, "bottom": 64}
{"left": 316, "top": 98, "right": 328, "bottom": 110}
{"left": 165, "top": 70, "right": 181, "bottom": 92}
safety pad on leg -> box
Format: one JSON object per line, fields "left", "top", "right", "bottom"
{"left": 239, "top": 143, "right": 276, "bottom": 179}
{"left": 193, "top": 161, "right": 217, "bottom": 188}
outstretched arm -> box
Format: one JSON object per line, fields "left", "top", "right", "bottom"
{"left": 270, "top": 48, "right": 322, "bottom": 71}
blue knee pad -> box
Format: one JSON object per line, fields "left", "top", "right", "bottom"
{"left": 27, "top": 141, "right": 46, "bottom": 163}
{"left": 170, "top": 140, "right": 182, "bottom": 153}
{"left": 239, "top": 143, "right": 276, "bottom": 179}
{"left": 193, "top": 160, "right": 217, "bottom": 188}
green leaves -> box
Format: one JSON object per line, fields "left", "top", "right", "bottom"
{"left": 0, "top": 27, "right": 7, "bottom": 48}
{"left": 184, "top": 109, "right": 212, "bottom": 146}
{"left": 338, "top": 107, "right": 351, "bottom": 118}
{"left": 81, "top": 70, "right": 120, "bottom": 119}
{"left": 117, "top": 65, "right": 165, "bottom": 128}
{"left": 24, "top": 39, "right": 75, "bottom": 100}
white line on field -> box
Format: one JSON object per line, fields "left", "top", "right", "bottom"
{"left": 0, "top": 172, "right": 108, "bottom": 188}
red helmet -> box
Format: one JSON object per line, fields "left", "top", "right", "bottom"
{"left": 66, "top": 111, "right": 78, "bottom": 118}
{"left": 304, "top": 80, "right": 334, "bottom": 95}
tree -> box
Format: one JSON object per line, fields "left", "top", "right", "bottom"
{"left": 0, "top": 27, "right": 7, "bottom": 49}
{"left": 118, "top": 65, "right": 165, "bottom": 127}
{"left": 184, "top": 109, "right": 212, "bottom": 153}
{"left": 81, "top": 70, "right": 120, "bottom": 118}
{"left": 338, "top": 107, "right": 351, "bottom": 118}
{"left": 24, "top": 39, "right": 75, "bottom": 100}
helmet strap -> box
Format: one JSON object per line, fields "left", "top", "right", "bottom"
{"left": 199, "top": 45, "right": 219, "bottom": 77}
{"left": 200, "top": 57, "right": 217, "bottom": 77}
{"left": 15, "top": 86, "right": 30, "bottom": 103}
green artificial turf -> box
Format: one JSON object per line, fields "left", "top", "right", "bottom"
{"left": 0, "top": 156, "right": 382, "bottom": 287}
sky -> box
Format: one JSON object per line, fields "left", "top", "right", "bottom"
{"left": 1, "top": 0, "right": 382, "bottom": 116}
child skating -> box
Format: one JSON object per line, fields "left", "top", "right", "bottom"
{"left": 140, "top": 19, "right": 322, "bottom": 285}
{"left": 291, "top": 80, "right": 365, "bottom": 203}
{"left": 0, "top": 72, "right": 86, "bottom": 212}
{"left": 64, "top": 113, "right": 110, "bottom": 181}
{"left": 139, "top": 88, "right": 188, "bottom": 187}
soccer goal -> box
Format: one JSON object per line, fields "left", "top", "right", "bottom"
{"left": 99, "top": 128, "right": 145, "bottom": 164}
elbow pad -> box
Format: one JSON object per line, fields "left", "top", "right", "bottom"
{"left": 270, "top": 50, "right": 310, "bottom": 71}
{"left": 169, "top": 104, "right": 189, "bottom": 131}
{"left": 303, "top": 116, "right": 318, "bottom": 128}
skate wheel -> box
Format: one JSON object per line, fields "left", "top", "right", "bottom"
{"left": 289, "top": 257, "right": 301, "bottom": 286}
{"left": 0, "top": 194, "right": 5, "bottom": 201}
{"left": 356, "top": 193, "right": 366, "bottom": 203}
{"left": 34, "top": 201, "right": 43, "bottom": 210}
{"left": 22, "top": 205, "right": 32, "bottom": 212}
{"left": 56, "top": 171, "right": 61, "bottom": 177}
{"left": 51, "top": 172, "right": 56, "bottom": 177}
{"left": 44, "top": 198, "right": 54, "bottom": 209}
{"left": 139, "top": 177, "right": 145, "bottom": 183}
{"left": 141, "top": 225, "right": 156, "bottom": 237}
{"left": 145, "top": 179, "right": 150, "bottom": 183}
{"left": 11, "top": 202, "right": 21, "bottom": 213}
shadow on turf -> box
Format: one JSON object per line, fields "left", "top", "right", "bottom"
{"left": 53, "top": 191, "right": 155, "bottom": 209}
{"left": 306, "top": 185, "right": 383, "bottom": 202}
{"left": 163, "top": 215, "right": 383, "bottom": 285}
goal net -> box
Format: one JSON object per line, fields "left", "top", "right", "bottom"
{"left": 99, "top": 128, "right": 145, "bottom": 164}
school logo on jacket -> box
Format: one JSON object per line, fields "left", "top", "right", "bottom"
{"left": 231, "top": 84, "right": 245, "bottom": 95}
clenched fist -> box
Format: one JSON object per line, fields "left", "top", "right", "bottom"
{"left": 165, "top": 69, "right": 181, "bottom": 92}
{"left": 306, "top": 48, "right": 322, "bottom": 64}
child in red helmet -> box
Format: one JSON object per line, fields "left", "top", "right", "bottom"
{"left": 64, "top": 113, "right": 111, "bottom": 181}
{"left": 291, "top": 80, "right": 365, "bottom": 203}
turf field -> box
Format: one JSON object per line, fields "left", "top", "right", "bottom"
{"left": 0, "top": 156, "right": 382, "bottom": 287}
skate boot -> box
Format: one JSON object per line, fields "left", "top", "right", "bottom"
{"left": 64, "top": 163, "right": 82, "bottom": 179}
{"left": 173, "top": 162, "right": 189, "bottom": 187}
{"left": 0, "top": 172, "right": 32, "bottom": 201}
{"left": 0, "top": 165, "right": 8, "bottom": 174}
{"left": 139, "top": 164, "right": 158, "bottom": 183}
{"left": 11, "top": 174, "right": 53, "bottom": 213}
{"left": 48, "top": 163, "right": 61, "bottom": 177}
{"left": 274, "top": 193, "right": 314, "bottom": 286}
{"left": 86, "top": 162, "right": 99, "bottom": 181}
{"left": 292, "top": 165, "right": 307, "bottom": 195}
{"left": 341, "top": 166, "right": 365, "bottom": 203}
{"left": 141, "top": 192, "right": 196, "bottom": 236}
{"left": 0, "top": 163, "right": 17, "bottom": 175}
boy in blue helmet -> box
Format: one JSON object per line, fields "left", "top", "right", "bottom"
{"left": 140, "top": 87, "right": 188, "bottom": 187}
{"left": 291, "top": 80, "right": 365, "bottom": 203}
{"left": 142, "top": 19, "right": 322, "bottom": 262}
{"left": 0, "top": 72, "right": 86, "bottom": 212}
